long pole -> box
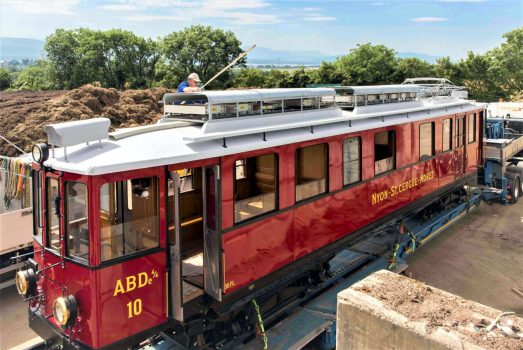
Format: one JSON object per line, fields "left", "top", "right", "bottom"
{"left": 201, "top": 44, "right": 256, "bottom": 90}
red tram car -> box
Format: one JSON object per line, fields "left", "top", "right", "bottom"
{"left": 16, "top": 85, "right": 485, "bottom": 349}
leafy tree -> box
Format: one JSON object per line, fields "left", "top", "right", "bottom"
{"left": 264, "top": 69, "right": 291, "bottom": 88}
{"left": 0, "top": 67, "right": 13, "bottom": 90}
{"left": 233, "top": 68, "right": 267, "bottom": 88}
{"left": 393, "top": 57, "right": 434, "bottom": 83}
{"left": 45, "top": 28, "right": 159, "bottom": 89}
{"left": 160, "top": 25, "right": 244, "bottom": 89}
{"left": 433, "top": 56, "right": 462, "bottom": 85}
{"left": 488, "top": 27, "right": 523, "bottom": 99}
{"left": 459, "top": 52, "right": 503, "bottom": 102}
{"left": 335, "top": 44, "right": 398, "bottom": 85}
{"left": 13, "top": 60, "right": 55, "bottom": 90}
{"left": 312, "top": 61, "right": 344, "bottom": 85}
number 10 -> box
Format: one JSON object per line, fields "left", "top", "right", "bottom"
{"left": 127, "top": 298, "right": 142, "bottom": 318}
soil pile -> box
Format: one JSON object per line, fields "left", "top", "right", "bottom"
{"left": 355, "top": 272, "right": 523, "bottom": 350}
{"left": 0, "top": 84, "right": 172, "bottom": 157}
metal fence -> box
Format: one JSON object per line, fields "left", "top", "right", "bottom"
{"left": 0, "top": 157, "right": 32, "bottom": 214}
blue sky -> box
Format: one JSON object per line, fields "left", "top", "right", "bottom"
{"left": 0, "top": 0, "right": 521, "bottom": 59}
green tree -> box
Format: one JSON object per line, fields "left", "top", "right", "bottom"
{"left": 234, "top": 68, "right": 267, "bottom": 88}
{"left": 312, "top": 61, "right": 344, "bottom": 85}
{"left": 488, "top": 27, "right": 523, "bottom": 99}
{"left": 45, "top": 28, "right": 159, "bottom": 89}
{"left": 433, "top": 56, "right": 462, "bottom": 84}
{"left": 459, "top": 52, "right": 503, "bottom": 102}
{"left": 264, "top": 69, "right": 291, "bottom": 88}
{"left": 13, "top": 60, "right": 55, "bottom": 90}
{"left": 0, "top": 67, "right": 13, "bottom": 90}
{"left": 159, "top": 25, "right": 244, "bottom": 89}
{"left": 393, "top": 57, "right": 434, "bottom": 83}
{"left": 335, "top": 44, "right": 398, "bottom": 85}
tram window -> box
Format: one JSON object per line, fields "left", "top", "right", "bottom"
{"left": 343, "top": 137, "right": 361, "bottom": 186}
{"left": 296, "top": 144, "right": 328, "bottom": 202}
{"left": 234, "top": 154, "right": 277, "bottom": 223}
{"left": 32, "top": 171, "right": 43, "bottom": 242}
{"left": 443, "top": 118, "right": 452, "bottom": 152}
{"left": 47, "top": 178, "right": 60, "bottom": 252}
{"left": 456, "top": 117, "right": 465, "bottom": 147}
{"left": 419, "top": 122, "right": 435, "bottom": 160}
{"left": 235, "top": 159, "right": 247, "bottom": 180}
{"left": 100, "top": 177, "right": 159, "bottom": 262}
{"left": 66, "top": 182, "right": 89, "bottom": 262}
{"left": 374, "top": 131, "right": 396, "bottom": 175}
{"left": 468, "top": 114, "right": 476, "bottom": 143}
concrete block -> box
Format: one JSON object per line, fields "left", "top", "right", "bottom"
{"left": 337, "top": 270, "right": 523, "bottom": 350}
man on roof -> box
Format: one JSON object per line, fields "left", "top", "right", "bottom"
{"left": 177, "top": 73, "right": 202, "bottom": 93}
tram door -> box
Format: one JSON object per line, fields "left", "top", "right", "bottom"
{"left": 203, "top": 165, "right": 222, "bottom": 302}
{"left": 454, "top": 116, "right": 467, "bottom": 178}
{"left": 168, "top": 166, "right": 221, "bottom": 321}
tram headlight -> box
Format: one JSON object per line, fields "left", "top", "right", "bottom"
{"left": 53, "top": 295, "right": 78, "bottom": 328}
{"left": 16, "top": 269, "right": 36, "bottom": 298}
{"left": 31, "top": 143, "right": 49, "bottom": 164}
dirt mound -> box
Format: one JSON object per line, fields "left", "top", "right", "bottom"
{"left": 0, "top": 85, "right": 173, "bottom": 157}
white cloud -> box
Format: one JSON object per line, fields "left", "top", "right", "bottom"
{"left": 0, "top": 0, "right": 79, "bottom": 15}
{"left": 303, "top": 7, "right": 320, "bottom": 11}
{"left": 412, "top": 17, "right": 448, "bottom": 22}
{"left": 304, "top": 15, "right": 337, "bottom": 22}
{"left": 440, "top": 0, "right": 485, "bottom": 2}
{"left": 106, "top": 0, "right": 278, "bottom": 25}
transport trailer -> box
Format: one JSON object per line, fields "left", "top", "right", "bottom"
{"left": 480, "top": 117, "right": 523, "bottom": 203}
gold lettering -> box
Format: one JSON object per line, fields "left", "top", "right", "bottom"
{"left": 138, "top": 272, "right": 148, "bottom": 288}
{"left": 126, "top": 275, "right": 137, "bottom": 292}
{"left": 114, "top": 279, "right": 125, "bottom": 296}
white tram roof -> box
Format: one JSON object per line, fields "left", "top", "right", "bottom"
{"left": 163, "top": 88, "right": 335, "bottom": 105}
{"left": 335, "top": 85, "right": 421, "bottom": 95}
{"left": 41, "top": 89, "right": 486, "bottom": 176}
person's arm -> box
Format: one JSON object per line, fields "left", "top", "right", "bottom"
{"left": 183, "top": 86, "right": 201, "bottom": 92}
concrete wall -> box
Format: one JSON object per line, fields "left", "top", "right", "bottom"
{"left": 336, "top": 270, "right": 522, "bottom": 350}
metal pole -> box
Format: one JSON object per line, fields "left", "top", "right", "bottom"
{"left": 201, "top": 44, "right": 256, "bottom": 90}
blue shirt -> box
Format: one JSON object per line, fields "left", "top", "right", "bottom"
{"left": 177, "top": 81, "right": 189, "bottom": 93}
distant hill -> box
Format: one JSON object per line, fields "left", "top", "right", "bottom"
{"left": 246, "top": 46, "right": 441, "bottom": 65}
{"left": 0, "top": 37, "right": 441, "bottom": 65}
{"left": 0, "top": 37, "right": 44, "bottom": 60}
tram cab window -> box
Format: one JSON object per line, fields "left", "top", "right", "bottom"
{"left": 443, "top": 118, "right": 453, "bottom": 152}
{"left": 468, "top": 114, "right": 476, "bottom": 143}
{"left": 33, "top": 171, "right": 43, "bottom": 242}
{"left": 456, "top": 117, "right": 465, "bottom": 147}
{"left": 374, "top": 131, "right": 396, "bottom": 175}
{"left": 343, "top": 137, "right": 361, "bottom": 186}
{"left": 234, "top": 154, "right": 277, "bottom": 223}
{"left": 47, "top": 178, "right": 60, "bottom": 252}
{"left": 66, "top": 182, "right": 89, "bottom": 262}
{"left": 419, "top": 122, "right": 435, "bottom": 160}
{"left": 99, "top": 177, "right": 159, "bottom": 262}
{"left": 296, "top": 144, "right": 328, "bottom": 202}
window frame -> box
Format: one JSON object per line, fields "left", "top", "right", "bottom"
{"left": 65, "top": 181, "right": 90, "bottom": 265}
{"left": 98, "top": 176, "right": 161, "bottom": 264}
{"left": 46, "top": 176, "right": 61, "bottom": 254}
{"left": 295, "top": 143, "right": 329, "bottom": 203}
{"left": 442, "top": 118, "right": 453, "bottom": 152}
{"left": 32, "top": 170, "right": 44, "bottom": 243}
{"left": 419, "top": 122, "right": 435, "bottom": 160}
{"left": 233, "top": 153, "right": 279, "bottom": 224}
{"left": 342, "top": 137, "right": 362, "bottom": 187}
{"left": 468, "top": 113, "right": 476, "bottom": 144}
{"left": 374, "top": 130, "right": 396, "bottom": 176}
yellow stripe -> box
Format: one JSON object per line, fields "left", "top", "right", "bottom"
{"left": 405, "top": 206, "right": 473, "bottom": 254}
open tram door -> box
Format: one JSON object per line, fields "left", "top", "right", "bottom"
{"left": 168, "top": 165, "right": 222, "bottom": 321}
{"left": 454, "top": 115, "right": 467, "bottom": 178}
